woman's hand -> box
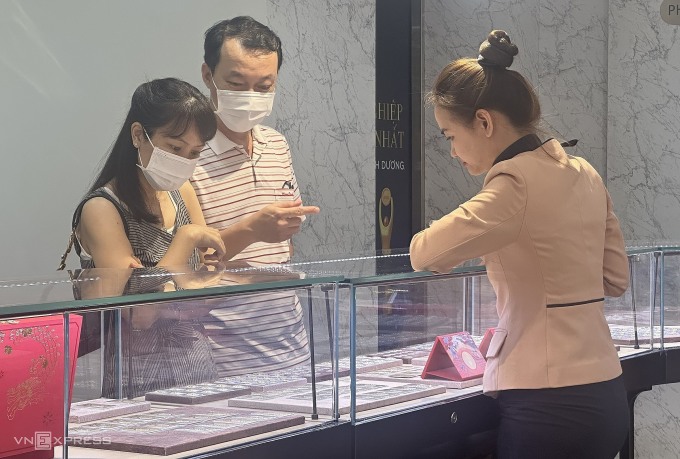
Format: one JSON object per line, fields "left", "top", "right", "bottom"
{"left": 157, "top": 224, "right": 225, "bottom": 268}
{"left": 176, "top": 224, "right": 226, "bottom": 260}
{"left": 129, "top": 256, "right": 143, "bottom": 268}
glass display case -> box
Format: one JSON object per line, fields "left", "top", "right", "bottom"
{"left": 346, "top": 259, "right": 489, "bottom": 425}
{"left": 0, "top": 247, "right": 664, "bottom": 459}
{"left": 327, "top": 249, "right": 660, "bottom": 422}
{"left": 336, "top": 249, "right": 661, "bottom": 459}
{"left": 0, "top": 265, "right": 346, "bottom": 459}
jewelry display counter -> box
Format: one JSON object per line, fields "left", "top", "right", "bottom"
{"left": 0, "top": 247, "right": 671, "bottom": 459}
{"left": 334, "top": 250, "right": 659, "bottom": 459}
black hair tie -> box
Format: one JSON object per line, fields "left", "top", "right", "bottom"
{"left": 477, "top": 55, "right": 501, "bottom": 67}
{"left": 560, "top": 139, "right": 578, "bottom": 148}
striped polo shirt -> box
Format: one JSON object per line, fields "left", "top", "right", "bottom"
{"left": 192, "top": 125, "right": 301, "bottom": 263}
{"left": 190, "top": 125, "right": 310, "bottom": 377}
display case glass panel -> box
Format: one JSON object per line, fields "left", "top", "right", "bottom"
{"left": 344, "top": 258, "right": 487, "bottom": 424}
{"left": 657, "top": 246, "right": 680, "bottom": 349}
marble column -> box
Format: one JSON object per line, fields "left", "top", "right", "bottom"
{"left": 422, "top": 0, "right": 540, "bottom": 223}
{"left": 607, "top": 0, "right": 680, "bottom": 245}
{"left": 266, "top": 0, "right": 376, "bottom": 261}
{"left": 266, "top": 0, "right": 377, "bottom": 362}
{"left": 538, "top": 0, "right": 609, "bottom": 175}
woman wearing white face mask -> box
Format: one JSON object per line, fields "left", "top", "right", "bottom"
{"left": 66, "top": 78, "right": 226, "bottom": 271}
{"left": 61, "top": 78, "right": 227, "bottom": 398}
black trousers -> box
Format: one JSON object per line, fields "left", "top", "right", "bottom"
{"left": 496, "top": 376, "right": 629, "bottom": 459}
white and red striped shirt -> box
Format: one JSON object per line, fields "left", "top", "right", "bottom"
{"left": 190, "top": 125, "right": 309, "bottom": 377}
{"left": 191, "top": 125, "right": 301, "bottom": 263}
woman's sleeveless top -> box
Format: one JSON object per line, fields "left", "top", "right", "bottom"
{"left": 72, "top": 187, "right": 199, "bottom": 269}
{"left": 71, "top": 187, "right": 216, "bottom": 398}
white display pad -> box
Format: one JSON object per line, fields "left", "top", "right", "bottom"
{"left": 145, "top": 382, "right": 251, "bottom": 404}
{"left": 273, "top": 355, "right": 403, "bottom": 382}
{"left": 358, "top": 364, "right": 483, "bottom": 389}
{"left": 608, "top": 324, "right": 680, "bottom": 344}
{"left": 215, "top": 372, "right": 308, "bottom": 392}
{"left": 228, "top": 378, "right": 446, "bottom": 416}
{"left": 69, "top": 398, "right": 151, "bottom": 423}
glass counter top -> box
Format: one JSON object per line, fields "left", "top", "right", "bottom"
{"left": 0, "top": 245, "right": 660, "bottom": 318}
{"left": 0, "top": 264, "right": 343, "bottom": 318}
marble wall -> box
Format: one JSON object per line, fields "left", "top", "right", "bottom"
{"left": 634, "top": 383, "right": 680, "bottom": 458}
{"left": 607, "top": 1, "right": 680, "bottom": 456}
{"left": 607, "top": 0, "right": 680, "bottom": 245}
{"left": 422, "top": 0, "right": 539, "bottom": 222}
{"left": 538, "top": 0, "right": 609, "bottom": 174}
{"left": 422, "top": 0, "right": 609, "bottom": 223}
{"left": 266, "top": 0, "right": 376, "bottom": 262}
{"left": 265, "top": 0, "right": 377, "bottom": 362}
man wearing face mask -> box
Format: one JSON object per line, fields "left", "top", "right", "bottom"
{"left": 191, "top": 17, "right": 319, "bottom": 377}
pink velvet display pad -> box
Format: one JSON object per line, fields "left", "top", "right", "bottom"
{"left": 421, "top": 332, "right": 486, "bottom": 381}
{"left": 215, "top": 372, "right": 307, "bottom": 393}
{"left": 273, "top": 356, "right": 402, "bottom": 382}
{"left": 66, "top": 406, "right": 305, "bottom": 456}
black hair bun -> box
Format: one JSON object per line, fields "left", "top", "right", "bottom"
{"left": 478, "top": 30, "right": 519, "bottom": 68}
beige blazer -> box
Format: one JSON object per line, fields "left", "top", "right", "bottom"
{"left": 410, "top": 139, "right": 629, "bottom": 394}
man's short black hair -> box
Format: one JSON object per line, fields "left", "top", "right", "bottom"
{"left": 204, "top": 16, "right": 283, "bottom": 73}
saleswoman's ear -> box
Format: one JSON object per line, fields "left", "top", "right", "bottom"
{"left": 474, "top": 109, "right": 494, "bottom": 138}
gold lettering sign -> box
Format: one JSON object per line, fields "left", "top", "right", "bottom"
{"left": 376, "top": 100, "right": 406, "bottom": 149}
{"left": 376, "top": 101, "right": 403, "bottom": 121}
{"left": 375, "top": 129, "right": 405, "bottom": 149}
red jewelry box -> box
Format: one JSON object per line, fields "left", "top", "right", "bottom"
{"left": 0, "top": 315, "right": 82, "bottom": 459}
{"left": 421, "top": 331, "right": 486, "bottom": 381}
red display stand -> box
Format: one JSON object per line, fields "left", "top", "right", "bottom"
{"left": 0, "top": 315, "right": 82, "bottom": 459}
{"left": 421, "top": 332, "right": 485, "bottom": 381}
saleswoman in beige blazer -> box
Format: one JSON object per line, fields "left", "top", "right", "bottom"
{"left": 410, "top": 30, "right": 630, "bottom": 459}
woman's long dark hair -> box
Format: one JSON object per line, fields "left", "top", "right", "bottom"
{"left": 90, "top": 78, "right": 217, "bottom": 223}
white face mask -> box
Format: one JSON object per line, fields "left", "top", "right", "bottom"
{"left": 137, "top": 130, "right": 199, "bottom": 191}
{"left": 212, "top": 77, "right": 275, "bottom": 133}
